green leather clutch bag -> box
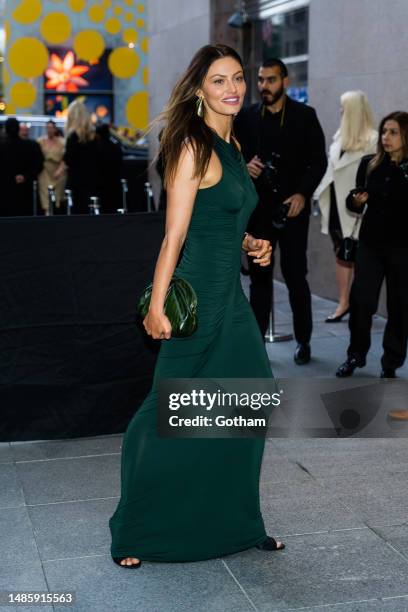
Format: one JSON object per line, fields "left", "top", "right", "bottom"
{"left": 137, "top": 276, "right": 198, "bottom": 338}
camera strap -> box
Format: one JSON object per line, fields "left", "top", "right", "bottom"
{"left": 260, "top": 96, "right": 286, "bottom": 127}
{"left": 258, "top": 96, "right": 286, "bottom": 159}
{"left": 350, "top": 216, "right": 361, "bottom": 240}
{"left": 350, "top": 166, "right": 369, "bottom": 239}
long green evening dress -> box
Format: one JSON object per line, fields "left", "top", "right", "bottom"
{"left": 109, "top": 133, "right": 274, "bottom": 562}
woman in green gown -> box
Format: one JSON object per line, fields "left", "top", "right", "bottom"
{"left": 109, "top": 44, "right": 285, "bottom": 568}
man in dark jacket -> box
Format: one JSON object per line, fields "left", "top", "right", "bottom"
{"left": 95, "top": 123, "right": 123, "bottom": 214}
{"left": 234, "top": 58, "right": 327, "bottom": 364}
{"left": 0, "top": 118, "right": 44, "bottom": 216}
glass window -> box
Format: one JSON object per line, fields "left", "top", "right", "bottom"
{"left": 286, "top": 61, "right": 308, "bottom": 103}
{"left": 246, "top": 5, "right": 309, "bottom": 104}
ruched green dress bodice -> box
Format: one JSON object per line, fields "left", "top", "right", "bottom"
{"left": 109, "top": 133, "right": 274, "bottom": 562}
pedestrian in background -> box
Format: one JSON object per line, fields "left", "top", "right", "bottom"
{"left": 315, "top": 91, "right": 377, "bottom": 322}
{"left": 336, "top": 111, "right": 408, "bottom": 378}
{"left": 37, "top": 120, "right": 66, "bottom": 214}
{"left": 234, "top": 58, "right": 327, "bottom": 365}
{"left": 0, "top": 117, "right": 43, "bottom": 216}
{"left": 95, "top": 123, "right": 123, "bottom": 214}
{"left": 63, "top": 101, "right": 99, "bottom": 214}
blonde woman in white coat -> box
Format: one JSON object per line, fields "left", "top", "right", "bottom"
{"left": 315, "top": 91, "right": 377, "bottom": 321}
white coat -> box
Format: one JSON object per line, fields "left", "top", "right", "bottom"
{"left": 314, "top": 131, "right": 377, "bottom": 238}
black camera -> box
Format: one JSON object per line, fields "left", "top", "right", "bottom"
{"left": 272, "top": 202, "right": 289, "bottom": 229}
{"left": 260, "top": 152, "right": 281, "bottom": 194}
{"left": 259, "top": 152, "right": 288, "bottom": 228}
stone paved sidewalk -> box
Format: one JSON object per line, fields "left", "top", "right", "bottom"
{"left": 1, "top": 281, "right": 407, "bottom": 611}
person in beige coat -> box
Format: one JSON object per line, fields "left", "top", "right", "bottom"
{"left": 37, "top": 121, "right": 66, "bottom": 214}
{"left": 315, "top": 91, "right": 377, "bottom": 321}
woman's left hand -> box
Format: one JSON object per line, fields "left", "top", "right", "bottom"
{"left": 244, "top": 234, "right": 272, "bottom": 266}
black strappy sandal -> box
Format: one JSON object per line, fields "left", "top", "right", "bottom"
{"left": 112, "top": 556, "right": 142, "bottom": 569}
{"left": 256, "top": 536, "right": 285, "bottom": 551}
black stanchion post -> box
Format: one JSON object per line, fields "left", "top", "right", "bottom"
{"left": 47, "top": 185, "right": 56, "bottom": 216}
{"left": 118, "top": 178, "right": 128, "bottom": 214}
{"left": 144, "top": 181, "right": 154, "bottom": 212}
{"left": 32, "top": 180, "right": 38, "bottom": 216}
{"left": 65, "top": 189, "right": 73, "bottom": 215}
{"left": 89, "top": 196, "right": 100, "bottom": 215}
{"left": 265, "top": 280, "right": 293, "bottom": 343}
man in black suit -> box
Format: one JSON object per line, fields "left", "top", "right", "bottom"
{"left": 0, "top": 118, "right": 44, "bottom": 216}
{"left": 234, "top": 58, "right": 327, "bottom": 364}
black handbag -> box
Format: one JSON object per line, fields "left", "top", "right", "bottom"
{"left": 336, "top": 217, "right": 360, "bottom": 263}
{"left": 336, "top": 235, "right": 358, "bottom": 263}
{"left": 137, "top": 276, "right": 198, "bottom": 338}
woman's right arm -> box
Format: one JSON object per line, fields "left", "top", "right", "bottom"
{"left": 346, "top": 156, "right": 371, "bottom": 213}
{"left": 143, "top": 143, "right": 200, "bottom": 340}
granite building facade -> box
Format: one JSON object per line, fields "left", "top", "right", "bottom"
{"left": 148, "top": 0, "right": 407, "bottom": 307}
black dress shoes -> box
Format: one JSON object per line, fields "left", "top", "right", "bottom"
{"left": 336, "top": 356, "right": 364, "bottom": 377}
{"left": 112, "top": 556, "right": 142, "bottom": 569}
{"left": 325, "top": 307, "right": 350, "bottom": 323}
{"left": 256, "top": 536, "right": 285, "bottom": 551}
{"left": 380, "top": 368, "right": 396, "bottom": 378}
{"left": 294, "top": 343, "right": 311, "bottom": 365}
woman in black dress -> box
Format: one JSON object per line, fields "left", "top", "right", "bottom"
{"left": 63, "top": 101, "right": 99, "bottom": 214}
{"left": 336, "top": 111, "right": 408, "bottom": 378}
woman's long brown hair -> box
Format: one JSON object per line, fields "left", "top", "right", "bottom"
{"left": 368, "top": 111, "right": 408, "bottom": 174}
{"left": 158, "top": 44, "right": 244, "bottom": 188}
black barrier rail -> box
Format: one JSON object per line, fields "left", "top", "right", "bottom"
{"left": 30, "top": 176, "right": 151, "bottom": 216}
{"left": 0, "top": 213, "right": 165, "bottom": 441}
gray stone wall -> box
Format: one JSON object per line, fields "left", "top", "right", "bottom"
{"left": 305, "top": 0, "right": 408, "bottom": 311}
{"left": 309, "top": 0, "right": 408, "bottom": 144}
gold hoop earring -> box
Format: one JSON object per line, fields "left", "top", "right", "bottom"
{"left": 196, "top": 96, "right": 204, "bottom": 118}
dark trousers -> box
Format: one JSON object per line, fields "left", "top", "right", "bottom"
{"left": 348, "top": 242, "right": 408, "bottom": 370}
{"left": 248, "top": 210, "right": 312, "bottom": 343}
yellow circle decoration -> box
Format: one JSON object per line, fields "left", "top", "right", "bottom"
{"left": 6, "top": 102, "right": 17, "bottom": 115}
{"left": 123, "top": 28, "right": 138, "bottom": 45}
{"left": 108, "top": 47, "right": 140, "bottom": 78}
{"left": 136, "top": 18, "right": 145, "bottom": 28}
{"left": 113, "top": 6, "right": 122, "bottom": 15}
{"left": 124, "top": 12, "right": 134, "bottom": 22}
{"left": 73, "top": 30, "right": 105, "bottom": 62}
{"left": 104, "top": 17, "right": 122, "bottom": 35}
{"left": 88, "top": 4, "right": 105, "bottom": 22}
{"left": 69, "top": 0, "right": 86, "bottom": 11}
{"left": 40, "top": 12, "right": 72, "bottom": 44}
{"left": 137, "top": 4, "right": 145, "bottom": 13}
{"left": 126, "top": 91, "right": 148, "bottom": 129}
{"left": 12, "top": 0, "right": 42, "bottom": 25}
{"left": 8, "top": 38, "right": 49, "bottom": 78}
{"left": 4, "top": 21, "right": 11, "bottom": 45}
{"left": 102, "top": 0, "right": 111, "bottom": 6}
{"left": 10, "top": 82, "right": 37, "bottom": 108}
{"left": 3, "top": 66, "right": 11, "bottom": 87}
{"left": 142, "top": 66, "right": 148, "bottom": 86}
{"left": 124, "top": 0, "right": 133, "bottom": 5}
{"left": 140, "top": 37, "right": 148, "bottom": 54}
